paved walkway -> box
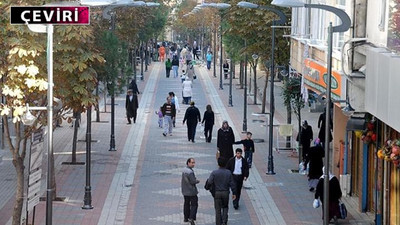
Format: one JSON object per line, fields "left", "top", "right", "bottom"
{"left": 0, "top": 61, "right": 374, "bottom": 225}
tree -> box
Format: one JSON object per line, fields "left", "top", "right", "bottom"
{"left": 282, "top": 76, "right": 305, "bottom": 161}
{"left": 0, "top": 2, "right": 103, "bottom": 224}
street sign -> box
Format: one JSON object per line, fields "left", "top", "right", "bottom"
{"left": 27, "top": 181, "right": 41, "bottom": 199}
{"left": 10, "top": 6, "right": 90, "bottom": 25}
{"left": 29, "top": 169, "right": 42, "bottom": 185}
{"left": 29, "top": 142, "right": 44, "bottom": 171}
{"left": 27, "top": 195, "right": 40, "bottom": 212}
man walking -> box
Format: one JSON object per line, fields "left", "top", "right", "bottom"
{"left": 225, "top": 148, "right": 249, "bottom": 209}
{"left": 234, "top": 132, "right": 255, "bottom": 168}
{"left": 183, "top": 101, "right": 201, "bottom": 143}
{"left": 207, "top": 158, "right": 236, "bottom": 225}
{"left": 125, "top": 89, "right": 138, "bottom": 124}
{"left": 181, "top": 158, "right": 199, "bottom": 225}
{"left": 161, "top": 96, "right": 176, "bottom": 136}
{"left": 206, "top": 51, "right": 213, "bottom": 70}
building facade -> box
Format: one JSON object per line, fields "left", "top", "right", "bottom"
{"left": 288, "top": 0, "right": 400, "bottom": 224}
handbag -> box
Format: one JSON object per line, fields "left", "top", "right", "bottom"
{"left": 193, "top": 74, "right": 197, "bottom": 79}
{"left": 339, "top": 200, "right": 347, "bottom": 219}
{"left": 313, "top": 199, "right": 320, "bottom": 208}
{"left": 204, "top": 178, "right": 215, "bottom": 197}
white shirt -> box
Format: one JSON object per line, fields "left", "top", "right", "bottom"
{"left": 129, "top": 95, "right": 133, "bottom": 101}
{"left": 233, "top": 157, "right": 242, "bottom": 175}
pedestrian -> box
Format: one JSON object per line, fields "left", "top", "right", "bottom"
{"left": 207, "top": 157, "right": 237, "bottom": 225}
{"left": 201, "top": 104, "right": 215, "bottom": 143}
{"left": 172, "top": 54, "right": 180, "bottom": 78}
{"left": 161, "top": 96, "right": 176, "bottom": 136}
{"left": 186, "top": 47, "right": 193, "bottom": 66}
{"left": 315, "top": 167, "right": 342, "bottom": 224}
{"left": 225, "top": 148, "right": 249, "bottom": 210}
{"left": 183, "top": 101, "right": 201, "bottom": 143}
{"left": 233, "top": 132, "right": 255, "bottom": 168}
{"left": 182, "top": 77, "right": 193, "bottom": 104}
{"left": 155, "top": 106, "right": 163, "bottom": 128}
{"left": 223, "top": 60, "right": 229, "bottom": 79}
{"left": 159, "top": 45, "right": 166, "bottom": 62}
{"left": 165, "top": 58, "right": 172, "bottom": 78}
{"left": 206, "top": 51, "right": 213, "bottom": 70}
{"left": 169, "top": 92, "right": 180, "bottom": 127}
{"left": 125, "top": 89, "right": 138, "bottom": 124}
{"left": 296, "top": 120, "right": 313, "bottom": 169}
{"left": 128, "top": 79, "right": 140, "bottom": 95}
{"left": 318, "top": 109, "right": 333, "bottom": 148}
{"left": 181, "top": 158, "right": 199, "bottom": 225}
{"left": 308, "top": 138, "right": 324, "bottom": 192}
{"left": 217, "top": 121, "right": 235, "bottom": 162}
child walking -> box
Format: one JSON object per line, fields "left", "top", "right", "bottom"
{"left": 155, "top": 106, "right": 163, "bottom": 128}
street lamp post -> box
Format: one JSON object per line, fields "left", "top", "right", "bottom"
{"left": 243, "top": 39, "right": 248, "bottom": 133}
{"left": 238, "top": 1, "right": 287, "bottom": 175}
{"left": 252, "top": 54, "right": 258, "bottom": 104}
{"left": 219, "top": 24, "right": 223, "bottom": 90}
{"left": 228, "top": 57, "right": 233, "bottom": 106}
{"left": 272, "top": 0, "right": 351, "bottom": 224}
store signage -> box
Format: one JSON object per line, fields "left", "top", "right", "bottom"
{"left": 10, "top": 6, "right": 90, "bottom": 25}
{"left": 303, "top": 58, "right": 342, "bottom": 100}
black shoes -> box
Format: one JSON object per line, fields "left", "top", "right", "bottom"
{"left": 162, "top": 133, "right": 167, "bottom": 137}
{"left": 188, "top": 218, "right": 195, "bottom": 225}
{"left": 309, "top": 187, "right": 315, "bottom": 192}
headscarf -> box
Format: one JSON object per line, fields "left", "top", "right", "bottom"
{"left": 221, "top": 120, "right": 229, "bottom": 131}
{"left": 320, "top": 167, "right": 335, "bottom": 180}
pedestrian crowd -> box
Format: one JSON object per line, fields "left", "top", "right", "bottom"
{"left": 296, "top": 116, "right": 346, "bottom": 225}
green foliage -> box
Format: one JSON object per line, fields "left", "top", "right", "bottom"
{"left": 282, "top": 76, "right": 305, "bottom": 119}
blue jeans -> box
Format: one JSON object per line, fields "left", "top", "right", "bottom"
{"left": 245, "top": 151, "right": 253, "bottom": 167}
{"left": 207, "top": 60, "right": 211, "bottom": 70}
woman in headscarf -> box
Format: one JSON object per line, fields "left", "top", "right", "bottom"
{"left": 182, "top": 77, "right": 193, "bottom": 104}
{"left": 217, "top": 121, "right": 235, "bottom": 162}
{"left": 307, "top": 138, "right": 324, "bottom": 192}
{"left": 315, "top": 167, "right": 342, "bottom": 223}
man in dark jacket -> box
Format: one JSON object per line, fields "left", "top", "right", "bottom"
{"left": 125, "top": 89, "right": 138, "bottom": 124}
{"left": 217, "top": 121, "right": 235, "bottom": 162}
{"left": 297, "top": 120, "right": 313, "bottom": 167}
{"left": 161, "top": 97, "right": 176, "bottom": 136}
{"left": 226, "top": 148, "right": 249, "bottom": 209}
{"left": 183, "top": 101, "right": 201, "bottom": 143}
{"left": 233, "top": 132, "right": 255, "bottom": 168}
{"left": 181, "top": 158, "right": 199, "bottom": 225}
{"left": 207, "top": 157, "right": 236, "bottom": 225}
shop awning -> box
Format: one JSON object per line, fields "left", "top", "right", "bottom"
{"left": 346, "top": 117, "right": 366, "bottom": 131}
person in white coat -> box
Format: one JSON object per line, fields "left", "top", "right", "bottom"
{"left": 182, "top": 77, "right": 193, "bottom": 105}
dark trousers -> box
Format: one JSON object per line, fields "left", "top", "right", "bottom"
{"left": 207, "top": 61, "right": 211, "bottom": 70}
{"left": 127, "top": 110, "right": 137, "bottom": 124}
{"left": 166, "top": 68, "right": 171, "bottom": 77}
{"left": 232, "top": 175, "right": 244, "bottom": 208}
{"left": 183, "top": 195, "right": 198, "bottom": 221}
{"left": 187, "top": 123, "right": 197, "bottom": 141}
{"left": 214, "top": 191, "right": 229, "bottom": 225}
{"left": 204, "top": 125, "right": 213, "bottom": 142}
{"left": 245, "top": 151, "right": 253, "bottom": 167}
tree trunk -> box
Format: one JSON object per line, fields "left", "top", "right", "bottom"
{"left": 12, "top": 156, "right": 24, "bottom": 225}
{"left": 261, "top": 66, "right": 269, "bottom": 114}
{"left": 71, "top": 112, "right": 80, "bottom": 163}
{"left": 95, "top": 84, "right": 100, "bottom": 122}
{"left": 232, "top": 60, "right": 236, "bottom": 79}
{"left": 103, "top": 85, "right": 107, "bottom": 112}
{"left": 286, "top": 105, "right": 292, "bottom": 148}
{"left": 239, "top": 60, "right": 243, "bottom": 89}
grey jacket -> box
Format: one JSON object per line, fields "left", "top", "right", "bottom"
{"left": 181, "top": 167, "right": 199, "bottom": 196}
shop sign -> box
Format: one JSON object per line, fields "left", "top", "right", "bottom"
{"left": 304, "top": 58, "right": 341, "bottom": 100}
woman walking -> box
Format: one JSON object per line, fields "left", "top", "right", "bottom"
{"left": 165, "top": 58, "right": 172, "bottom": 78}
{"left": 202, "top": 105, "right": 215, "bottom": 143}
{"left": 307, "top": 139, "right": 324, "bottom": 192}
{"left": 182, "top": 77, "right": 193, "bottom": 104}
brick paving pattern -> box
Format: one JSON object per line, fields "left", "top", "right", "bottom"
{"left": 0, "top": 61, "right": 374, "bottom": 225}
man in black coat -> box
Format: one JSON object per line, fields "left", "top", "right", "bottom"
{"left": 183, "top": 101, "right": 201, "bottom": 143}
{"left": 125, "top": 89, "right": 138, "bottom": 124}
{"left": 297, "top": 120, "right": 313, "bottom": 166}
{"left": 226, "top": 148, "right": 249, "bottom": 209}
{"left": 217, "top": 121, "right": 235, "bottom": 162}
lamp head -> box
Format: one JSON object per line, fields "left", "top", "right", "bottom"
{"left": 271, "top": 0, "right": 305, "bottom": 7}
{"left": 216, "top": 3, "right": 231, "bottom": 9}
{"left": 252, "top": 54, "right": 259, "bottom": 60}
{"left": 21, "top": 105, "right": 37, "bottom": 126}
{"left": 146, "top": 2, "right": 160, "bottom": 7}
{"left": 80, "top": 0, "right": 115, "bottom": 6}
{"left": 237, "top": 1, "right": 259, "bottom": 9}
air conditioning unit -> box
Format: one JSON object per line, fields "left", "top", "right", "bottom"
{"left": 340, "top": 174, "right": 351, "bottom": 197}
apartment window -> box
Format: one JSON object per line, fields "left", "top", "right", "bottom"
{"left": 336, "top": 0, "right": 346, "bottom": 5}
{"left": 310, "top": 8, "right": 326, "bottom": 43}
{"left": 378, "top": 0, "right": 386, "bottom": 31}
{"left": 333, "top": 4, "right": 346, "bottom": 49}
